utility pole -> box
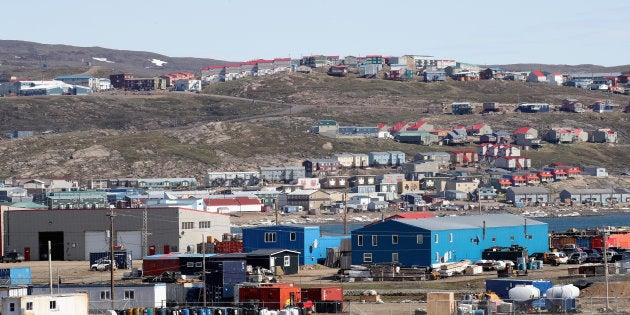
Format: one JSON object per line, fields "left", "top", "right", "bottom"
{"left": 48, "top": 240, "right": 52, "bottom": 295}
{"left": 343, "top": 192, "right": 348, "bottom": 235}
{"left": 142, "top": 202, "right": 148, "bottom": 257}
{"left": 107, "top": 210, "right": 117, "bottom": 311}
{"left": 202, "top": 234, "right": 207, "bottom": 308}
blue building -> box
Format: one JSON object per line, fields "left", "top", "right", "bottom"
{"left": 369, "top": 152, "right": 390, "bottom": 166}
{"left": 351, "top": 214, "right": 548, "bottom": 268}
{"left": 242, "top": 225, "right": 350, "bottom": 265}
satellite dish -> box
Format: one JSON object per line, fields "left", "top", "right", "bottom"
{"left": 313, "top": 239, "right": 318, "bottom": 249}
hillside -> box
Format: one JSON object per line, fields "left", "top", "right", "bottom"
{"left": 0, "top": 40, "right": 227, "bottom": 78}
{"left": 1, "top": 41, "right": 630, "bottom": 182}
{"left": 1, "top": 70, "right": 629, "bottom": 181}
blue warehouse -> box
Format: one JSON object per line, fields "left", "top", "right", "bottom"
{"left": 351, "top": 214, "right": 548, "bottom": 267}
{"left": 242, "top": 225, "right": 350, "bottom": 265}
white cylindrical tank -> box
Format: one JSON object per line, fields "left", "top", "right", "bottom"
{"left": 546, "top": 284, "right": 580, "bottom": 299}
{"left": 509, "top": 285, "right": 541, "bottom": 302}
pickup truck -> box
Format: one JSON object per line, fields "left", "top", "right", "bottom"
{"left": 1, "top": 252, "right": 25, "bottom": 263}
{"left": 90, "top": 260, "right": 117, "bottom": 271}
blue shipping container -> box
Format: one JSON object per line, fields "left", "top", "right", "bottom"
{"left": 0, "top": 267, "right": 32, "bottom": 285}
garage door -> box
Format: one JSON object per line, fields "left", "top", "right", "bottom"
{"left": 84, "top": 231, "right": 108, "bottom": 260}
{"left": 117, "top": 231, "right": 142, "bottom": 259}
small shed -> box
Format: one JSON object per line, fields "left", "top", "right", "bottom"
{"left": 246, "top": 249, "right": 300, "bottom": 275}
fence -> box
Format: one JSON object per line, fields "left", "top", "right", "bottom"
{"left": 342, "top": 296, "right": 630, "bottom": 315}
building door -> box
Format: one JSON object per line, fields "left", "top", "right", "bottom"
{"left": 84, "top": 231, "right": 108, "bottom": 260}
{"left": 38, "top": 232, "right": 64, "bottom": 260}
{"left": 117, "top": 231, "right": 142, "bottom": 259}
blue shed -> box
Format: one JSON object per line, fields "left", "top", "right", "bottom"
{"left": 351, "top": 214, "right": 548, "bottom": 268}
{"left": 242, "top": 225, "right": 350, "bottom": 265}
{"left": 0, "top": 267, "right": 31, "bottom": 285}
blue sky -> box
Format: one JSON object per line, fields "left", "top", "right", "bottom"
{"left": 3, "top": 0, "right": 629, "bottom": 66}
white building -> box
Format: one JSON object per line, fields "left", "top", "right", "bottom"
{"left": 583, "top": 166, "right": 608, "bottom": 177}
{"left": 1, "top": 293, "right": 88, "bottom": 315}
{"left": 31, "top": 284, "right": 165, "bottom": 312}
{"left": 173, "top": 79, "right": 201, "bottom": 92}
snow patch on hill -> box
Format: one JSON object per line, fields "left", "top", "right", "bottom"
{"left": 92, "top": 57, "right": 114, "bottom": 63}
{"left": 151, "top": 59, "right": 167, "bottom": 66}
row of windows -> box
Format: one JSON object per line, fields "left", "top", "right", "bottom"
{"left": 363, "top": 252, "right": 399, "bottom": 263}
{"left": 181, "top": 221, "right": 212, "bottom": 229}
{"left": 357, "top": 233, "right": 521, "bottom": 246}
{"left": 264, "top": 232, "right": 297, "bottom": 243}
{"left": 100, "top": 290, "right": 135, "bottom": 300}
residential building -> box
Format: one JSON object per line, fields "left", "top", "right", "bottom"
{"left": 512, "top": 127, "right": 540, "bottom": 147}
{"left": 333, "top": 153, "right": 369, "bottom": 168}
{"left": 204, "top": 196, "right": 262, "bottom": 213}
{"left": 260, "top": 166, "right": 306, "bottom": 183}
{"left": 561, "top": 98, "right": 584, "bottom": 113}
{"left": 448, "top": 150, "right": 478, "bottom": 166}
{"left": 559, "top": 188, "right": 630, "bottom": 205}
{"left": 451, "top": 102, "right": 473, "bottom": 115}
{"left": 583, "top": 166, "right": 608, "bottom": 177}
{"left": 281, "top": 189, "right": 330, "bottom": 211}
{"left": 401, "top": 161, "right": 441, "bottom": 180}
{"left": 466, "top": 124, "right": 493, "bottom": 136}
{"left": 505, "top": 187, "right": 550, "bottom": 205}
{"left": 517, "top": 103, "right": 549, "bottom": 113}
{"left": 545, "top": 127, "right": 588, "bottom": 144}
{"left": 351, "top": 214, "right": 548, "bottom": 267}
{"left": 590, "top": 100, "right": 615, "bottom": 113}
{"left": 319, "top": 176, "right": 350, "bottom": 189}
{"left": 589, "top": 129, "right": 618, "bottom": 143}
{"left": 303, "top": 158, "right": 341, "bottom": 177}
{"left": 414, "top": 152, "right": 451, "bottom": 165}
{"left": 54, "top": 75, "right": 100, "bottom": 91}
{"left": 526, "top": 71, "right": 547, "bottom": 83}
{"left": 423, "top": 70, "right": 446, "bottom": 82}
{"left": 495, "top": 156, "right": 531, "bottom": 170}
{"left": 205, "top": 171, "right": 261, "bottom": 188}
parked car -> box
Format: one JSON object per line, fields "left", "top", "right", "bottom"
{"left": 90, "top": 260, "right": 117, "bottom": 271}
{"left": 567, "top": 252, "right": 588, "bottom": 264}
{"left": 1, "top": 252, "right": 25, "bottom": 263}
{"left": 529, "top": 251, "right": 567, "bottom": 266}
{"left": 586, "top": 253, "right": 603, "bottom": 263}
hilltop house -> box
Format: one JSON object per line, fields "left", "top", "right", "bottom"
{"left": 466, "top": 123, "right": 493, "bottom": 136}
{"left": 589, "top": 129, "right": 618, "bottom": 143}
{"left": 512, "top": 127, "right": 541, "bottom": 147}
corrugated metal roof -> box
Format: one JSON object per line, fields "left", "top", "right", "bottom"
{"left": 507, "top": 186, "right": 550, "bottom": 194}
{"left": 393, "top": 213, "right": 545, "bottom": 231}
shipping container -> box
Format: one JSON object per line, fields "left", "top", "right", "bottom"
{"left": 238, "top": 283, "right": 301, "bottom": 310}
{"left": 0, "top": 267, "right": 31, "bottom": 285}
{"left": 214, "top": 241, "right": 243, "bottom": 254}
{"left": 576, "top": 237, "right": 590, "bottom": 249}
{"left": 609, "top": 233, "right": 630, "bottom": 248}
{"left": 204, "top": 260, "right": 247, "bottom": 286}
{"left": 89, "top": 250, "right": 132, "bottom": 269}
{"left": 142, "top": 254, "right": 180, "bottom": 276}
{"left": 301, "top": 286, "right": 343, "bottom": 302}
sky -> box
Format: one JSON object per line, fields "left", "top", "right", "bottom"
{"left": 2, "top": 0, "right": 629, "bottom": 66}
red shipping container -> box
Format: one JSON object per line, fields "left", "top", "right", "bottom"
{"left": 142, "top": 254, "right": 180, "bottom": 276}
{"left": 301, "top": 286, "right": 343, "bottom": 302}
{"left": 215, "top": 241, "right": 244, "bottom": 253}
{"left": 239, "top": 283, "right": 301, "bottom": 310}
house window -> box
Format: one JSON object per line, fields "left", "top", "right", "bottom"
{"left": 434, "top": 234, "right": 439, "bottom": 244}
{"left": 284, "top": 255, "right": 290, "bottom": 267}
{"left": 195, "top": 262, "right": 202, "bottom": 267}
{"left": 392, "top": 235, "right": 398, "bottom": 244}
{"left": 435, "top": 252, "right": 440, "bottom": 262}
{"left": 290, "top": 232, "right": 296, "bottom": 241}
{"left": 182, "top": 222, "right": 194, "bottom": 229}
{"left": 50, "top": 300, "right": 57, "bottom": 310}
{"left": 264, "top": 232, "right": 277, "bottom": 243}
{"left": 199, "top": 221, "right": 211, "bottom": 229}
{"left": 26, "top": 302, "right": 33, "bottom": 310}
{"left": 124, "top": 290, "right": 135, "bottom": 300}
{"left": 510, "top": 235, "right": 515, "bottom": 241}
{"left": 100, "top": 291, "right": 111, "bottom": 300}
{"left": 357, "top": 235, "right": 364, "bottom": 246}
{"left": 363, "top": 253, "right": 373, "bottom": 263}
{"left": 187, "top": 262, "right": 194, "bottom": 267}
{"left": 392, "top": 253, "right": 399, "bottom": 262}
{"left": 9, "top": 303, "right": 14, "bottom": 312}
{"left": 492, "top": 237, "right": 496, "bottom": 242}
{"left": 372, "top": 235, "right": 378, "bottom": 246}
{"left": 449, "top": 233, "right": 453, "bottom": 243}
